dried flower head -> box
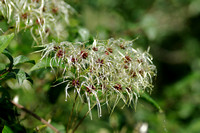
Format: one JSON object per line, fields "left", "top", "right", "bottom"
{"left": 0, "top": 0, "right": 74, "bottom": 44}
{"left": 40, "top": 38, "right": 157, "bottom": 118}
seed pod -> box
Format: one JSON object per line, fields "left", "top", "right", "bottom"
{"left": 52, "top": 7, "right": 58, "bottom": 14}
{"left": 21, "top": 13, "right": 28, "bottom": 19}
{"left": 56, "top": 50, "right": 64, "bottom": 58}
{"left": 72, "top": 79, "right": 79, "bottom": 86}
{"left": 124, "top": 55, "right": 132, "bottom": 63}
{"left": 36, "top": 18, "right": 44, "bottom": 25}
{"left": 114, "top": 84, "right": 122, "bottom": 91}
{"left": 32, "top": 0, "right": 39, "bottom": 3}
{"left": 107, "top": 48, "right": 113, "bottom": 53}
{"left": 80, "top": 51, "right": 88, "bottom": 59}
{"left": 120, "top": 44, "right": 125, "bottom": 49}
{"left": 92, "top": 47, "right": 98, "bottom": 51}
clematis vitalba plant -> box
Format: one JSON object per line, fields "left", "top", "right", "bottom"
{"left": 0, "top": 0, "right": 158, "bottom": 132}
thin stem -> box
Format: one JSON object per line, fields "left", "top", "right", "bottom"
{"left": 10, "top": 100, "right": 60, "bottom": 133}
{"left": 72, "top": 103, "right": 97, "bottom": 133}
{"left": 66, "top": 92, "right": 78, "bottom": 133}
{"left": 71, "top": 102, "right": 84, "bottom": 128}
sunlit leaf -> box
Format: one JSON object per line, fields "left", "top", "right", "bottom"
{"left": 13, "top": 55, "right": 35, "bottom": 66}
{"left": 0, "top": 33, "right": 14, "bottom": 54}
{"left": 78, "top": 27, "right": 90, "bottom": 41}
{"left": 30, "top": 58, "right": 64, "bottom": 71}
{"left": 15, "top": 69, "right": 26, "bottom": 85}
{"left": 0, "top": 63, "right": 6, "bottom": 71}
{"left": 2, "top": 125, "right": 14, "bottom": 133}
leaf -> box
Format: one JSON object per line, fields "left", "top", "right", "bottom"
{"left": 13, "top": 55, "right": 35, "bottom": 66}
{"left": 15, "top": 69, "right": 26, "bottom": 85}
{"left": 2, "top": 50, "right": 13, "bottom": 69}
{"left": 30, "top": 58, "right": 64, "bottom": 71}
{"left": 0, "top": 33, "right": 14, "bottom": 54}
{"left": 25, "top": 73, "right": 33, "bottom": 84}
{"left": 78, "top": 27, "right": 90, "bottom": 41}
{"left": 140, "top": 92, "right": 163, "bottom": 113}
{"left": 2, "top": 125, "right": 14, "bottom": 133}
{"left": 0, "top": 63, "right": 6, "bottom": 71}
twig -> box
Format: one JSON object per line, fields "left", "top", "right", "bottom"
{"left": 10, "top": 100, "right": 60, "bottom": 133}
{"left": 72, "top": 103, "right": 97, "bottom": 133}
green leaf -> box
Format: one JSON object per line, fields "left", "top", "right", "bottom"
{"left": 0, "top": 33, "right": 14, "bottom": 54}
{"left": 78, "top": 27, "right": 90, "bottom": 41}
{"left": 13, "top": 55, "right": 35, "bottom": 66}
{"left": 30, "top": 58, "right": 64, "bottom": 71}
{"left": 140, "top": 92, "right": 163, "bottom": 113}
{"left": 2, "top": 125, "right": 14, "bottom": 133}
{"left": 2, "top": 50, "right": 13, "bottom": 69}
{"left": 15, "top": 69, "right": 26, "bottom": 85}
{"left": 25, "top": 73, "right": 33, "bottom": 84}
{"left": 0, "top": 63, "right": 6, "bottom": 71}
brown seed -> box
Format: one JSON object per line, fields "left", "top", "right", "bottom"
{"left": 71, "top": 57, "right": 78, "bottom": 63}
{"left": 21, "top": 13, "right": 28, "bottom": 19}
{"left": 45, "top": 28, "right": 50, "bottom": 33}
{"left": 124, "top": 56, "right": 132, "bottom": 63}
{"left": 86, "top": 87, "right": 92, "bottom": 93}
{"left": 96, "top": 58, "right": 104, "bottom": 66}
{"left": 105, "top": 51, "right": 109, "bottom": 55}
{"left": 80, "top": 51, "right": 88, "bottom": 59}
{"left": 72, "top": 79, "right": 79, "bottom": 86}
{"left": 124, "top": 65, "right": 129, "bottom": 69}
{"left": 92, "top": 47, "right": 98, "bottom": 51}
{"left": 139, "top": 70, "right": 144, "bottom": 76}
{"left": 100, "top": 84, "right": 107, "bottom": 90}
{"left": 56, "top": 50, "right": 64, "bottom": 58}
{"left": 120, "top": 44, "right": 125, "bottom": 49}
{"left": 114, "top": 84, "right": 122, "bottom": 91}
{"left": 137, "top": 59, "right": 143, "bottom": 63}
{"left": 32, "top": 0, "right": 39, "bottom": 3}
{"left": 52, "top": 7, "right": 58, "bottom": 14}
{"left": 91, "top": 85, "right": 96, "bottom": 90}
{"left": 130, "top": 70, "right": 137, "bottom": 78}
{"left": 126, "top": 87, "right": 131, "bottom": 92}
{"left": 107, "top": 48, "right": 113, "bottom": 53}
{"left": 43, "top": 6, "right": 46, "bottom": 12}
{"left": 53, "top": 46, "right": 60, "bottom": 51}
{"left": 36, "top": 18, "right": 44, "bottom": 25}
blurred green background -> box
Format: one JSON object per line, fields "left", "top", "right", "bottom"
{"left": 1, "top": 0, "right": 200, "bottom": 132}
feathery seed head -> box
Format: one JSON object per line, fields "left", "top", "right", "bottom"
{"left": 40, "top": 38, "right": 157, "bottom": 117}
{"left": 0, "top": 0, "right": 73, "bottom": 44}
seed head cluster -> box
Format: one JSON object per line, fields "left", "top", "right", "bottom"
{"left": 41, "top": 38, "right": 157, "bottom": 117}
{"left": 0, "top": 0, "right": 73, "bottom": 44}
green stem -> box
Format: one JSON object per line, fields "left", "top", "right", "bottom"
{"left": 72, "top": 103, "right": 96, "bottom": 133}
{"left": 71, "top": 101, "right": 84, "bottom": 128}
{"left": 66, "top": 92, "right": 78, "bottom": 133}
